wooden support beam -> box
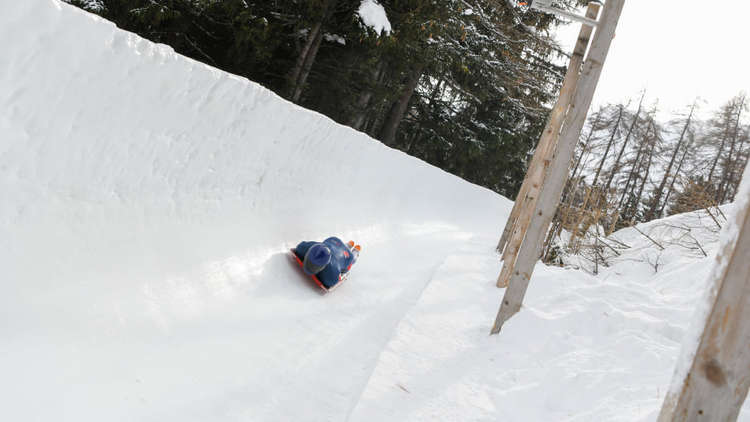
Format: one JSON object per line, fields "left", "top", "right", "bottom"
{"left": 658, "top": 161, "right": 750, "bottom": 421}
{"left": 491, "top": 0, "right": 625, "bottom": 334}
{"left": 495, "top": 3, "right": 600, "bottom": 287}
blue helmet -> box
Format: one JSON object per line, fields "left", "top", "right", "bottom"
{"left": 303, "top": 243, "right": 332, "bottom": 275}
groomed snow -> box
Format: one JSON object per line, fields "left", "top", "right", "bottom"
{"left": 2, "top": 1, "right": 749, "bottom": 421}
{"left": 349, "top": 208, "right": 750, "bottom": 421}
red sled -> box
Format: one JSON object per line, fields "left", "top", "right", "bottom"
{"left": 289, "top": 248, "right": 349, "bottom": 293}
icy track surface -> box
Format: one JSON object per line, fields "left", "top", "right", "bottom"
{"left": 2, "top": 1, "right": 748, "bottom": 421}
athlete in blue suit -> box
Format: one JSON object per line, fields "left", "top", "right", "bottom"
{"left": 293, "top": 237, "right": 359, "bottom": 289}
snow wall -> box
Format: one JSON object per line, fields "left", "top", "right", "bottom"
{"left": 0, "top": 1, "right": 508, "bottom": 420}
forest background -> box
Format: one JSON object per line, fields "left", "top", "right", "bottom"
{"left": 67, "top": 0, "right": 749, "bottom": 231}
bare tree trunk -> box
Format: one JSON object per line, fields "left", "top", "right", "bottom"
{"left": 618, "top": 117, "right": 652, "bottom": 210}
{"left": 708, "top": 114, "right": 732, "bottom": 186}
{"left": 349, "top": 59, "right": 387, "bottom": 130}
{"left": 730, "top": 128, "right": 750, "bottom": 201}
{"left": 717, "top": 95, "right": 745, "bottom": 203}
{"left": 401, "top": 75, "right": 447, "bottom": 153}
{"left": 291, "top": 29, "right": 324, "bottom": 103}
{"left": 603, "top": 91, "right": 646, "bottom": 195}
{"left": 288, "top": 22, "right": 322, "bottom": 100}
{"left": 560, "top": 112, "right": 602, "bottom": 239}
{"left": 569, "top": 185, "right": 593, "bottom": 249}
{"left": 659, "top": 136, "right": 693, "bottom": 216}
{"left": 632, "top": 121, "right": 657, "bottom": 220}
{"left": 646, "top": 102, "right": 695, "bottom": 220}
{"left": 287, "top": 0, "right": 336, "bottom": 102}
{"left": 379, "top": 64, "right": 424, "bottom": 146}
{"left": 563, "top": 146, "right": 594, "bottom": 217}
{"left": 571, "top": 110, "right": 602, "bottom": 184}
{"left": 592, "top": 105, "right": 623, "bottom": 187}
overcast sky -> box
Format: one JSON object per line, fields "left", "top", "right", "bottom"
{"left": 554, "top": 0, "right": 750, "bottom": 120}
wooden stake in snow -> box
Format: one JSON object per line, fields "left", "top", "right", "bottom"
{"left": 658, "top": 160, "right": 750, "bottom": 421}
{"left": 495, "top": 2, "right": 601, "bottom": 286}
{"left": 491, "top": 0, "right": 625, "bottom": 335}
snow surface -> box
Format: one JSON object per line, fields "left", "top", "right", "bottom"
{"left": 2, "top": 0, "right": 749, "bottom": 420}
{"left": 664, "top": 159, "right": 750, "bottom": 402}
{"left": 357, "top": 0, "right": 392, "bottom": 36}
{"left": 349, "top": 208, "right": 750, "bottom": 421}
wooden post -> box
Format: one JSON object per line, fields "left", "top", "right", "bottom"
{"left": 658, "top": 161, "right": 750, "bottom": 421}
{"left": 496, "top": 3, "right": 601, "bottom": 287}
{"left": 491, "top": 0, "right": 625, "bottom": 334}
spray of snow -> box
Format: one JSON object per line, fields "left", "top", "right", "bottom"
{"left": 357, "top": 0, "right": 392, "bottom": 36}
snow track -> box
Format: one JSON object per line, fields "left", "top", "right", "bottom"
{"left": 1, "top": 1, "right": 507, "bottom": 420}
{"left": 348, "top": 209, "right": 750, "bottom": 421}
{"left": 349, "top": 234, "right": 712, "bottom": 421}
{"left": 3, "top": 1, "right": 748, "bottom": 421}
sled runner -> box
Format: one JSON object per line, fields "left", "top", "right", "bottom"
{"left": 290, "top": 248, "right": 349, "bottom": 293}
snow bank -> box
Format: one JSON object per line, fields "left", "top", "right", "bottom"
{"left": 663, "top": 159, "right": 750, "bottom": 408}
{"left": 350, "top": 208, "right": 737, "bottom": 421}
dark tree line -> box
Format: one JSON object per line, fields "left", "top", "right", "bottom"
{"left": 66, "top": 0, "right": 582, "bottom": 198}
